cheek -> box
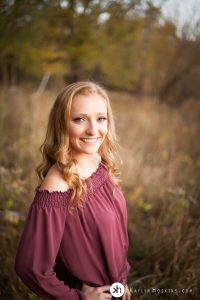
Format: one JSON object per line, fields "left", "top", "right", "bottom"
{"left": 69, "top": 125, "right": 83, "bottom": 137}
{"left": 101, "top": 124, "right": 108, "bottom": 136}
{"left": 102, "top": 128, "right": 107, "bottom": 136}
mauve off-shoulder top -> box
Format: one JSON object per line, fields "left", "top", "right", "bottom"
{"left": 15, "top": 163, "right": 131, "bottom": 300}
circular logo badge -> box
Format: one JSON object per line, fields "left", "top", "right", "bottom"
{"left": 110, "top": 282, "right": 125, "bottom": 297}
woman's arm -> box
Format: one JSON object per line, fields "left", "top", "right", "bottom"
{"left": 15, "top": 189, "right": 86, "bottom": 300}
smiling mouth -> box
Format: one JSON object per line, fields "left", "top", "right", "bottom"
{"left": 80, "top": 138, "right": 99, "bottom": 144}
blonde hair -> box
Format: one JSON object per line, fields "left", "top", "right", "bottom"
{"left": 36, "top": 81, "right": 120, "bottom": 212}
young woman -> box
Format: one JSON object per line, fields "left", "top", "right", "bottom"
{"left": 15, "top": 81, "right": 131, "bottom": 300}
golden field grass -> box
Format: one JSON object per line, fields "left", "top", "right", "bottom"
{"left": 0, "top": 86, "right": 200, "bottom": 299}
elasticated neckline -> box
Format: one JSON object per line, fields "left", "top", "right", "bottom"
{"left": 35, "top": 162, "right": 108, "bottom": 197}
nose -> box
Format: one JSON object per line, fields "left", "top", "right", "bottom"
{"left": 85, "top": 120, "right": 98, "bottom": 136}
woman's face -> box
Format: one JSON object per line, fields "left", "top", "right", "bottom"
{"left": 68, "top": 93, "right": 108, "bottom": 158}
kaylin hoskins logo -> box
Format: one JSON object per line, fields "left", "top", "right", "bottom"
{"left": 110, "top": 282, "right": 125, "bottom": 297}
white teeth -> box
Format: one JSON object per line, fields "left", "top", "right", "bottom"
{"left": 81, "top": 138, "right": 98, "bottom": 143}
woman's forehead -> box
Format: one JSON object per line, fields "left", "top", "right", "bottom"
{"left": 70, "top": 93, "right": 107, "bottom": 114}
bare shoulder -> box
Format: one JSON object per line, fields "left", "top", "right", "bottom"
{"left": 39, "top": 164, "right": 69, "bottom": 192}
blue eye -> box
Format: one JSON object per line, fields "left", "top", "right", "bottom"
{"left": 72, "top": 117, "right": 107, "bottom": 123}
{"left": 98, "top": 117, "right": 107, "bottom": 122}
{"left": 73, "top": 117, "right": 85, "bottom": 123}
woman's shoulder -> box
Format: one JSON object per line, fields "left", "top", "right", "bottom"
{"left": 33, "top": 165, "right": 71, "bottom": 209}
{"left": 39, "top": 164, "right": 69, "bottom": 193}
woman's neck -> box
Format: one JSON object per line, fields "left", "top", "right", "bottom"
{"left": 73, "top": 154, "right": 101, "bottom": 178}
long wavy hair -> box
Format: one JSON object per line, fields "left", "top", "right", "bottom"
{"left": 36, "top": 81, "right": 121, "bottom": 212}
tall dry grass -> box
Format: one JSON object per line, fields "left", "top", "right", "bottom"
{"left": 0, "top": 86, "right": 200, "bottom": 299}
{"left": 111, "top": 92, "right": 200, "bottom": 299}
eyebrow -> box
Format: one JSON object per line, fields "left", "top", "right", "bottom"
{"left": 71, "top": 113, "right": 107, "bottom": 117}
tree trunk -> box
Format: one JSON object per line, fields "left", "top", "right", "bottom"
{"left": 1, "top": 59, "right": 9, "bottom": 89}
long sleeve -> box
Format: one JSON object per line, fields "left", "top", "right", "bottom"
{"left": 15, "top": 190, "right": 86, "bottom": 300}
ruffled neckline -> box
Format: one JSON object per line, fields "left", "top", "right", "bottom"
{"left": 35, "top": 162, "right": 108, "bottom": 196}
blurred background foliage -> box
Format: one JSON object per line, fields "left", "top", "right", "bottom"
{"left": 0, "top": 0, "right": 200, "bottom": 299}
{"left": 1, "top": 0, "right": 200, "bottom": 103}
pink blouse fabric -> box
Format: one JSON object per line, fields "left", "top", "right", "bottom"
{"left": 15, "top": 163, "right": 131, "bottom": 300}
